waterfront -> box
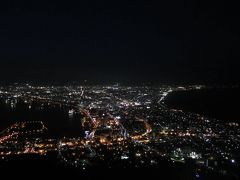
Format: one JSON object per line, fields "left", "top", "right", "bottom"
{"left": 0, "top": 85, "right": 239, "bottom": 179}
{"left": 0, "top": 99, "right": 84, "bottom": 138}
{"left": 164, "top": 88, "right": 240, "bottom": 123}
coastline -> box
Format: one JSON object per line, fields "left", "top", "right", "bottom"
{"left": 163, "top": 87, "right": 240, "bottom": 123}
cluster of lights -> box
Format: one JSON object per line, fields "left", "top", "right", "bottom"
{"left": 0, "top": 84, "right": 239, "bottom": 177}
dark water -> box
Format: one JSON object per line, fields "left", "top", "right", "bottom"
{"left": 164, "top": 88, "right": 240, "bottom": 123}
{"left": 0, "top": 100, "right": 84, "bottom": 138}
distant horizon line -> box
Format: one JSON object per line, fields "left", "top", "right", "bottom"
{"left": 0, "top": 81, "right": 239, "bottom": 87}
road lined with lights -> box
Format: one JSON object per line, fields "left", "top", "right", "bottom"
{"left": 0, "top": 84, "right": 239, "bottom": 178}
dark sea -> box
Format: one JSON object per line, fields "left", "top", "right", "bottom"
{"left": 0, "top": 100, "right": 84, "bottom": 137}
{"left": 164, "top": 87, "right": 240, "bottom": 123}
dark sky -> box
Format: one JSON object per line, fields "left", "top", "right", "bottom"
{"left": 0, "top": 0, "right": 239, "bottom": 84}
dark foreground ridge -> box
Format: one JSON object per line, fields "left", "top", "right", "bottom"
{"left": 0, "top": 85, "right": 239, "bottom": 180}
{"left": 0, "top": 146, "right": 238, "bottom": 179}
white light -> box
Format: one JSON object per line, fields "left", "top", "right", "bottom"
{"left": 121, "top": 155, "right": 129, "bottom": 160}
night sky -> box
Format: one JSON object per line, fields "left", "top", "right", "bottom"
{"left": 0, "top": 1, "right": 239, "bottom": 84}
